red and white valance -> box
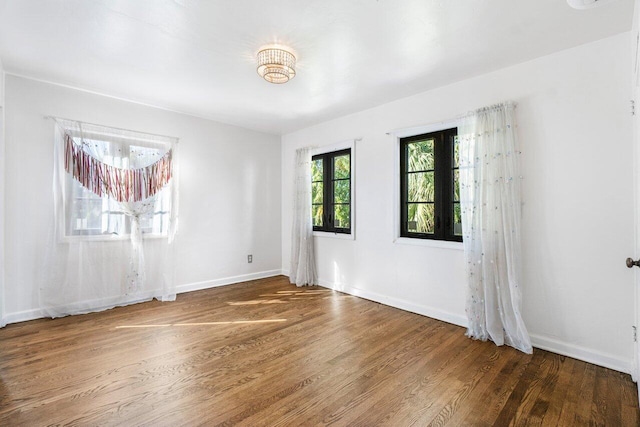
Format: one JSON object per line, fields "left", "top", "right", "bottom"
{"left": 64, "top": 133, "right": 173, "bottom": 203}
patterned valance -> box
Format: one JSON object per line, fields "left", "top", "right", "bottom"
{"left": 64, "top": 133, "right": 173, "bottom": 203}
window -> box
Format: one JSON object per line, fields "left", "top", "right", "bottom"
{"left": 311, "top": 148, "right": 351, "bottom": 234}
{"left": 400, "top": 128, "right": 461, "bottom": 242}
{"left": 65, "top": 136, "right": 171, "bottom": 238}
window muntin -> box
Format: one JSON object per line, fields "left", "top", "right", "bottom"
{"left": 400, "top": 128, "right": 461, "bottom": 242}
{"left": 312, "top": 149, "right": 351, "bottom": 234}
{"left": 65, "top": 138, "right": 170, "bottom": 238}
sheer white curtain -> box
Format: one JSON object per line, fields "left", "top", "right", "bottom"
{"left": 40, "top": 119, "right": 179, "bottom": 318}
{"left": 289, "top": 147, "right": 317, "bottom": 286}
{"left": 459, "top": 102, "right": 532, "bottom": 354}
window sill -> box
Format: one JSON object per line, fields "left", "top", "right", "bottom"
{"left": 62, "top": 233, "right": 168, "bottom": 243}
{"left": 393, "top": 237, "right": 463, "bottom": 250}
{"left": 313, "top": 231, "right": 354, "bottom": 241}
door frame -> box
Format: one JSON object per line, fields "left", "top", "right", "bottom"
{"left": 632, "top": 0, "right": 640, "bottom": 403}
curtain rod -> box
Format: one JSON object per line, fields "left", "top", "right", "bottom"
{"left": 44, "top": 115, "right": 180, "bottom": 142}
{"left": 386, "top": 116, "right": 464, "bottom": 136}
{"left": 385, "top": 102, "right": 517, "bottom": 136}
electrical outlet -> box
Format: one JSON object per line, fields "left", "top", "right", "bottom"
{"left": 248, "top": 254, "right": 253, "bottom": 263}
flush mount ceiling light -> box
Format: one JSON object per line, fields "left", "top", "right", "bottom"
{"left": 257, "top": 47, "right": 296, "bottom": 84}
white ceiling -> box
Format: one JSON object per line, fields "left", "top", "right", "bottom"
{"left": 0, "top": 0, "right": 634, "bottom": 135}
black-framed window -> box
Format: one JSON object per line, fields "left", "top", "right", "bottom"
{"left": 311, "top": 148, "right": 351, "bottom": 234}
{"left": 400, "top": 128, "right": 461, "bottom": 242}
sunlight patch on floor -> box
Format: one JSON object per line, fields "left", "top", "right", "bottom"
{"left": 226, "top": 299, "right": 288, "bottom": 305}
{"left": 259, "top": 291, "right": 330, "bottom": 297}
{"left": 115, "top": 319, "right": 287, "bottom": 329}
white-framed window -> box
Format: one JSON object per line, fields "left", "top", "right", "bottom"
{"left": 64, "top": 135, "right": 171, "bottom": 239}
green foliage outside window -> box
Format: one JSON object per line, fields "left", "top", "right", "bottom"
{"left": 311, "top": 159, "right": 324, "bottom": 227}
{"left": 333, "top": 155, "right": 350, "bottom": 229}
{"left": 406, "top": 139, "right": 435, "bottom": 233}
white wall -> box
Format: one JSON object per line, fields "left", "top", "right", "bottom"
{"left": 4, "top": 75, "right": 282, "bottom": 321}
{"left": 282, "top": 33, "right": 635, "bottom": 373}
{"left": 0, "top": 57, "right": 5, "bottom": 327}
{"left": 0, "top": 56, "right": 4, "bottom": 106}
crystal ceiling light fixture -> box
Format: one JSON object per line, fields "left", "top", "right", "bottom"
{"left": 257, "top": 46, "right": 296, "bottom": 84}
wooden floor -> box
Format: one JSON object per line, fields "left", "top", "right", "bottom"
{"left": 0, "top": 276, "right": 638, "bottom": 426}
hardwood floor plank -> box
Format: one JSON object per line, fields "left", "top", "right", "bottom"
{"left": 253, "top": 322, "right": 449, "bottom": 426}
{"left": 520, "top": 352, "right": 562, "bottom": 426}
{"left": 622, "top": 370, "right": 640, "bottom": 427}
{"left": 347, "top": 330, "right": 470, "bottom": 426}
{"left": 474, "top": 348, "right": 532, "bottom": 426}
{"left": 493, "top": 349, "right": 549, "bottom": 426}
{"left": 538, "top": 355, "right": 576, "bottom": 426}
{"left": 0, "top": 276, "right": 637, "bottom": 426}
{"left": 426, "top": 346, "right": 522, "bottom": 427}
{"left": 605, "top": 369, "right": 623, "bottom": 427}
{"left": 555, "top": 357, "right": 588, "bottom": 426}
{"left": 574, "top": 362, "right": 598, "bottom": 424}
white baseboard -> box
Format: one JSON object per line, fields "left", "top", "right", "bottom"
{"left": 3, "top": 269, "right": 284, "bottom": 326}
{"left": 176, "top": 269, "right": 283, "bottom": 293}
{"left": 529, "top": 333, "right": 632, "bottom": 375}
{"left": 315, "top": 277, "right": 634, "bottom": 375}
{"left": 4, "top": 308, "right": 43, "bottom": 325}
{"left": 316, "top": 279, "right": 468, "bottom": 328}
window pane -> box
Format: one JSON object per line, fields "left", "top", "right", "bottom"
{"left": 408, "top": 139, "right": 434, "bottom": 172}
{"left": 453, "top": 169, "right": 460, "bottom": 202}
{"left": 453, "top": 203, "right": 462, "bottom": 236}
{"left": 333, "top": 179, "right": 350, "bottom": 203}
{"left": 312, "top": 182, "right": 323, "bottom": 204}
{"left": 139, "top": 212, "right": 169, "bottom": 235}
{"left": 103, "top": 211, "right": 126, "bottom": 235}
{"left": 408, "top": 172, "right": 434, "bottom": 202}
{"left": 407, "top": 203, "right": 435, "bottom": 234}
{"left": 72, "top": 198, "right": 103, "bottom": 232}
{"left": 139, "top": 214, "right": 154, "bottom": 232}
{"left": 129, "top": 145, "right": 164, "bottom": 169}
{"left": 334, "top": 204, "right": 350, "bottom": 229}
{"left": 312, "top": 205, "right": 324, "bottom": 227}
{"left": 333, "top": 154, "right": 350, "bottom": 179}
{"left": 312, "top": 158, "right": 323, "bottom": 182}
